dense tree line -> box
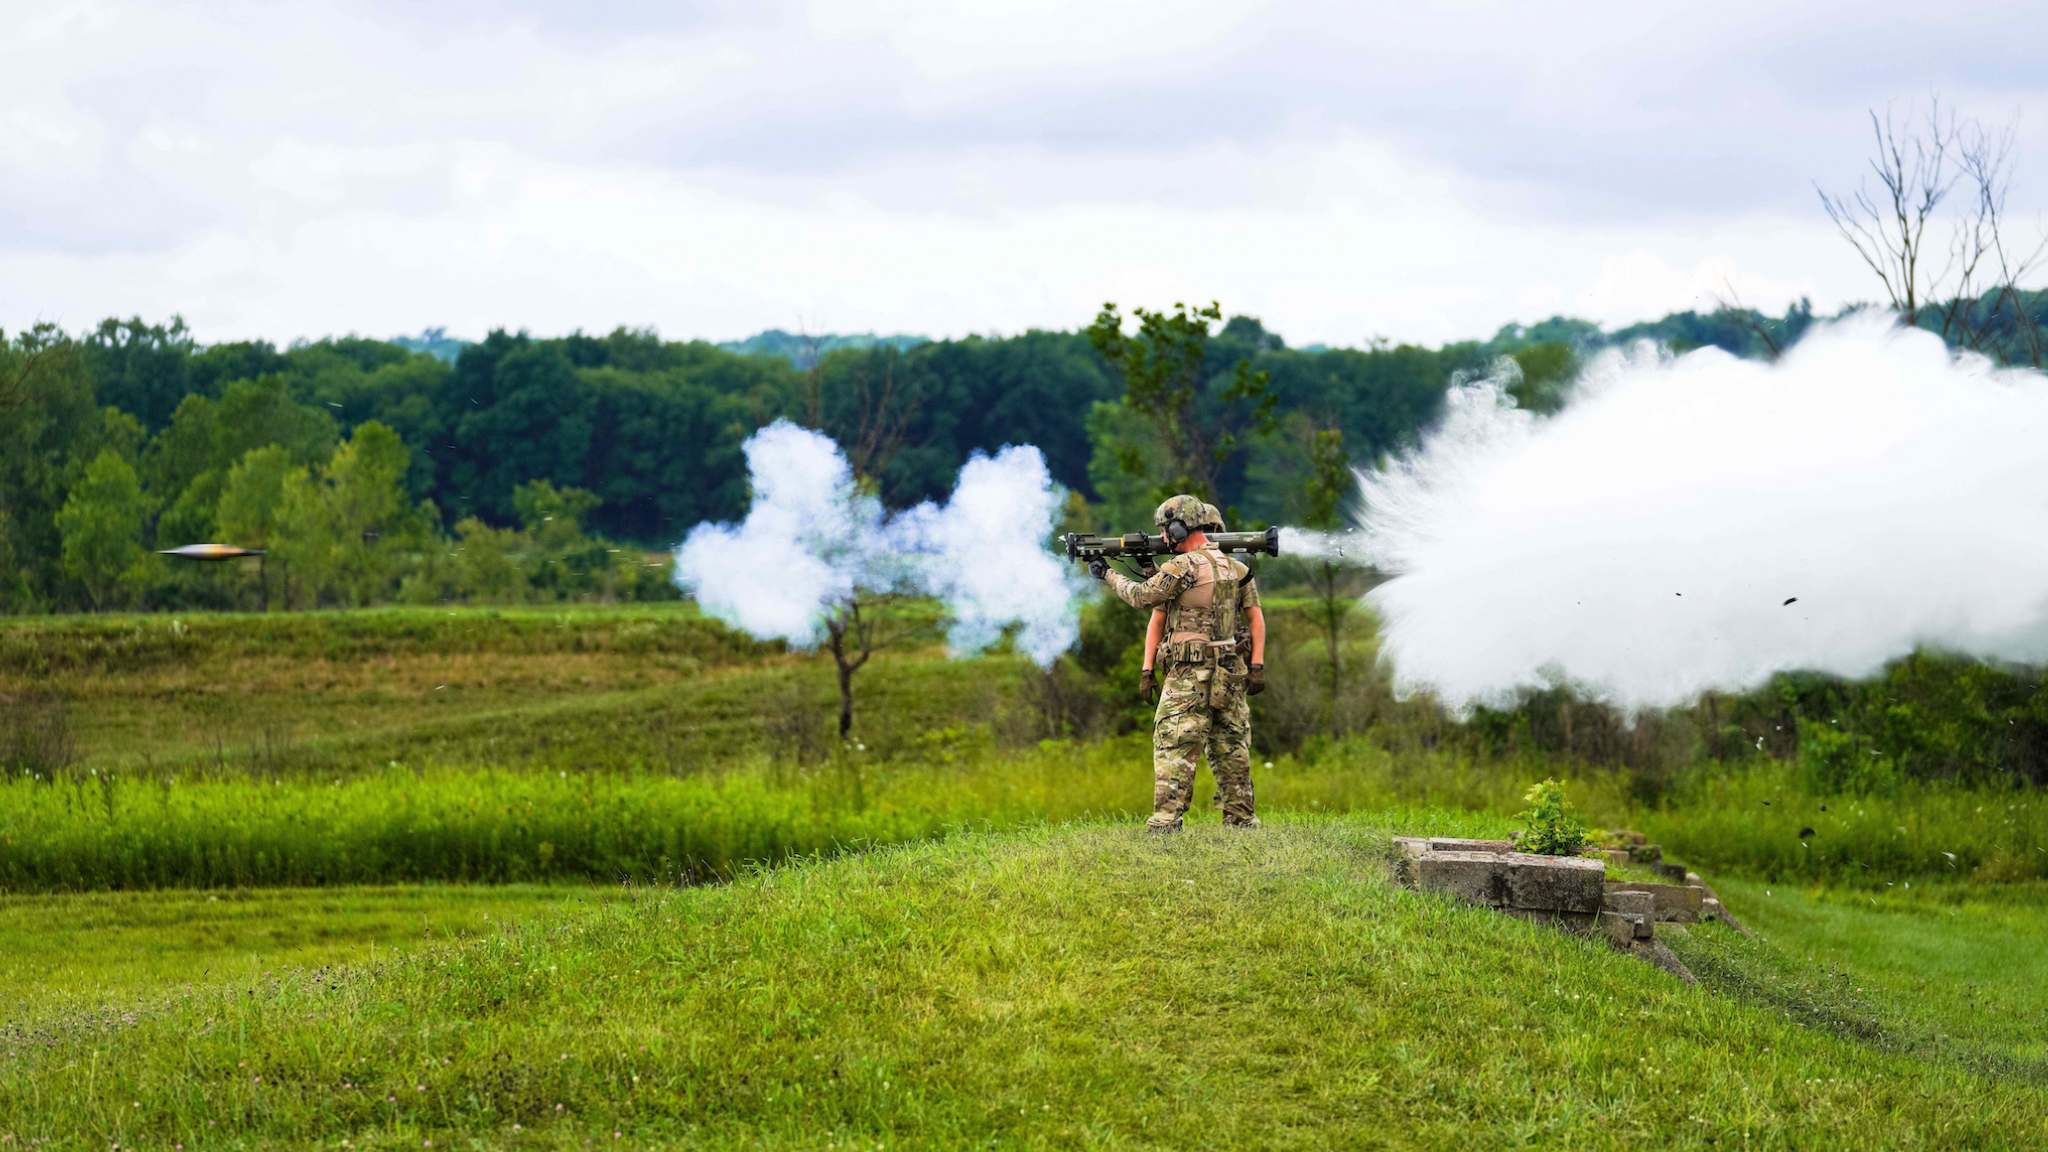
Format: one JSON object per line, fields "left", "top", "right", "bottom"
{"left": 4, "top": 293, "right": 1992, "bottom": 615}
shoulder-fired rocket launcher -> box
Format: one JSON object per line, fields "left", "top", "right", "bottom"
{"left": 1061, "top": 526, "right": 1280, "bottom": 567}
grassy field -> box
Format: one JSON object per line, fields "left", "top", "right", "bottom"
{"left": 4, "top": 814, "right": 2045, "bottom": 1150}
{"left": 0, "top": 884, "right": 625, "bottom": 1017}
{"left": 6, "top": 603, "right": 2048, "bottom": 1147}
{"left": 1710, "top": 877, "right": 2048, "bottom": 1072}
{"left": 0, "top": 604, "right": 982, "bottom": 775}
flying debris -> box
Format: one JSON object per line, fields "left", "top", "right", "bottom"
{"left": 159, "top": 544, "right": 265, "bottom": 561}
{"left": 1783, "top": 597, "right": 1798, "bottom": 606}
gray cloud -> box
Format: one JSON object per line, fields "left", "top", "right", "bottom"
{"left": 7, "top": 0, "right": 2048, "bottom": 343}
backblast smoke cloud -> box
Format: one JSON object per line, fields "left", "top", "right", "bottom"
{"left": 1358, "top": 314, "right": 2048, "bottom": 710}
{"left": 673, "top": 420, "right": 1087, "bottom": 666}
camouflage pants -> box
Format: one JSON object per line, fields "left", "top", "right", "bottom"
{"left": 1148, "top": 660, "right": 1255, "bottom": 830}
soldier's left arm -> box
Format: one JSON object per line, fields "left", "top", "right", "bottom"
{"left": 1243, "top": 572, "right": 1266, "bottom": 664}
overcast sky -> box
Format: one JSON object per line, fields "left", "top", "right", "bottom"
{"left": 6, "top": 0, "right": 2048, "bottom": 349}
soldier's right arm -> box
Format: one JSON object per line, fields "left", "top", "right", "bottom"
{"left": 1105, "top": 555, "right": 1193, "bottom": 609}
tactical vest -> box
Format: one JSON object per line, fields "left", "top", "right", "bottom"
{"left": 1163, "top": 547, "right": 1245, "bottom": 668}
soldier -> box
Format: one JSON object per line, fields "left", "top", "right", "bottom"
{"left": 1139, "top": 502, "right": 1261, "bottom": 813}
{"left": 1091, "top": 494, "right": 1266, "bottom": 831}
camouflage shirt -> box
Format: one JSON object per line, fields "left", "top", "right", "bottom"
{"left": 1109, "top": 547, "right": 1257, "bottom": 663}
{"left": 1107, "top": 547, "right": 1234, "bottom": 610}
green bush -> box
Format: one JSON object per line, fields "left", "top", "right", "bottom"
{"left": 1514, "top": 778, "right": 1591, "bottom": 855}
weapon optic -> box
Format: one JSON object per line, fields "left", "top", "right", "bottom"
{"left": 1060, "top": 526, "right": 1280, "bottom": 563}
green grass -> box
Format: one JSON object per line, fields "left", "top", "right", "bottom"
{"left": 0, "top": 884, "right": 625, "bottom": 1017}
{"left": 0, "top": 732, "right": 1538, "bottom": 891}
{"left": 14, "top": 718, "right": 2044, "bottom": 893}
{"left": 4, "top": 814, "right": 2045, "bottom": 1150}
{"left": 0, "top": 601, "right": 962, "bottom": 775}
{"left": 1706, "top": 877, "right": 2048, "bottom": 1071}
{"left": 1639, "top": 766, "right": 2047, "bottom": 884}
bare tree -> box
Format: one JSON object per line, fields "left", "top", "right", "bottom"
{"left": 1707, "top": 275, "right": 1785, "bottom": 360}
{"left": 823, "top": 591, "right": 913, "bottom": 739}
{"left": 1956, "top": 121, "right": 2048, "bottom": 365}
{"left": 825, "top": 348, "right": 922, "bottom": 492}
{"left": 1818, "top": 97, "right": 2047, "bottom": 361}
{"left": 1816, "top": 99, "right": 1962, "bottom": 322}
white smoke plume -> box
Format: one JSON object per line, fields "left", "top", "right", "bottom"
{"left": 1359, "top": 314, "right": 2048, "bottom": 710}
{"left": 673, "top": 420, "right": 1088, "bottom": 666}
{"left": 1278, "top": 527, "right": 1369, "bottom": 567}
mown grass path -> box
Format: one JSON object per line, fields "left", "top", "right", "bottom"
{"left": 4, "top": 816, "right": 2043, "bottom": 1150}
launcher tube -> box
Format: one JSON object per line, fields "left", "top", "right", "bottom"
{"left": 1061, "top": 526, "right": 1279, "bottom": 560}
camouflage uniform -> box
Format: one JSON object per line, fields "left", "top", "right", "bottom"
{"left": 1188, "top": 504, "right": 1257, "bottom": 814}
{"left": 1106, "top": 518, "right": 1259, "bottom": 830}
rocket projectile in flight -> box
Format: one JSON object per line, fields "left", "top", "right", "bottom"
{"left": 159, "top": 544, "right": 266, "bottom": 561}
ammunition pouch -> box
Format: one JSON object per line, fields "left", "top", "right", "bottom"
{"left": 1207, "top": 652, "right": 1247, "bottom": 709}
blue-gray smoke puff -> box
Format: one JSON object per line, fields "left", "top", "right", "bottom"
{"left": 673, "top": 420, "right": 1087, "bottom": 665}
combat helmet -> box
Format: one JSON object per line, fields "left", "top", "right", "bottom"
{"left": 1154, "top": 493, "right": 1207, "bottom": 545}
{"left": 1198, "top": 502, "right": 1225, "bottom": 533}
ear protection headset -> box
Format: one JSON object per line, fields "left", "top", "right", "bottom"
{"left": 1163, "top": 518, "right": 1190, "bottom": 545}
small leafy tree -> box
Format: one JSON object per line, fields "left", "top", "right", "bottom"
{"left": 1516, "top": 778, "right": 1592, "bottom": 856}
{"left": 217, "top": 445, "right": 299, "bottom": 610}
{"left": 55, "top": 449, "right": 153, "bottom": 610}
{"left": 1085, "top": 300, "right": 1276, "bottom": 503}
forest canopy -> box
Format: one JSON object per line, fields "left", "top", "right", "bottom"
{"left": 5, "top": 292, "right": 2031, "bottom": 615}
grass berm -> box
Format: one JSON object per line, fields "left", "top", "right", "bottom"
{"left": 4, "top": 815, "right": 2045, "bottom": 1150}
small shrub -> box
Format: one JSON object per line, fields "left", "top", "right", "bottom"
{"left": 1515, "top": 778, "right": 1591, "bottom": 855}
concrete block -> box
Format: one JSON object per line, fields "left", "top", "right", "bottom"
{"left": 1685, "top": 871, "right": 1703, "bottom": 885}
{"left": 1600, "top": 850, "right": 1632, "bottom": 867}
{"left": 1415, "top": 850, "right": 1510, "bottom": 906}
{"left": 1604, "top": 882, "right": 1703, "bottom": 923}
{"left": 1390, "top": 837, "right": 1429, "bottom": 887}
{"left": 1603, "top": 889, "right": 1655, "bottom": 920}
{"left": 1597, "top": 910, "right": 1638, "bottom": 946}
{"left": 1653, "top": 862, "right": 1689, "bottom": 882}
{"left": 1629, "top": 843, "right": 1663, "bottom": 864}
{"left": 1427, "top": 837, "right": 1514, "bottom": 855}
{"left": 1701, "top": 897, "right": 1727, "bottom": 921}
{"left": 1503, "top": 852, "right": 1606, "bottom": 913}
{"left": 1505, "top": 908, "right": 1599, "bottom": 933}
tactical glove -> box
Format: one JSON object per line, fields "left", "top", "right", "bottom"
{"left": 1247, "top": 662, "right": 1267, "bottom": 696}
{"left": 1139, "top": 668, "right": 1157, "bottom": 704}
{"left": 1088, "top": 558, "right": 1108, "bottom": 582}
{"left": 1136, "top": 553, "right": 1158, "bottom": 578}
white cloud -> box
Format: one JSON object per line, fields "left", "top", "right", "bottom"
{"left": 1572, "top": 249, "right": 1825, "bottom": 328}
{"left": 2, "top": 0, "right": 2044, "bottom": 344}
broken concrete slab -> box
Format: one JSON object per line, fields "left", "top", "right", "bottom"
{"left": 1503, "top": 852, "right": 1605, "bottom": 913}
{"left": 1603, "top": 889, "right": 1655, "bottom": 918}
{"left": 1505, "top": 908, "right": 1599, "bottom": 933}
{"left": 1600, "top": 850, "right": 1632, "bottom": 867}
{"left": 1427, "top": 837, "right": 1514, "bottom": 855}
{"left": 1604, "top": 881, "right": 1704, "bottom": 923}
{"left": 1597, "top": 910, "right": 1640, "bottom": 946}
{"left": 1629, "top": 843, "right": 1664, "bottom": 864}
{"left": 1414, "top": 850, "right": 1510, "bottom": 906}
